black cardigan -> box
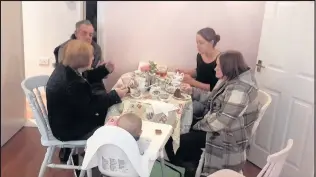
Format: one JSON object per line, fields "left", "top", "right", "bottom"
{"left": 53, "top": 34, "right": 105, "bottom": 92}
{"left": 46, "top": 64, "right": 121, "bottom": 141}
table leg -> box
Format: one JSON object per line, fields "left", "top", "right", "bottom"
{"left": 87, "top": 169, "right": 92, "bottom": 177}
{"left": 159, "top": 150, "right": 165, "bottom": 177}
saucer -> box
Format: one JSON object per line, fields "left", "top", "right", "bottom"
{"left": 130, "top": 93, "right": 142, "bottom": 99}
{"left": 150, "top": 89, "right": 161, "bottom": 97}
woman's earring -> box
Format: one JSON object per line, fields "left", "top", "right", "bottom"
{"left": 210, "top": 40, "right": 214, "bottom": 46}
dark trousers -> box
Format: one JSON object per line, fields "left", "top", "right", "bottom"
{"left": 59, "top": 126, "right": 101, "bottom": 176}
{"left": 165, "top": 117, "right": 206, "bottom": 177}
{"left": 165, "top": 130, "right": 206, "bottom": 165}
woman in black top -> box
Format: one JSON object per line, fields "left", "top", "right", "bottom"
{"left": 177, "top": 27, "right": 221, "bottom": 91}
{"left": 167, "top": 28, "right": 221, "bottom": 176}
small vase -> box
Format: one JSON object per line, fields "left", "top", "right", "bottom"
{"left": 146, "top": 72, "right": 155, "bottom": 86}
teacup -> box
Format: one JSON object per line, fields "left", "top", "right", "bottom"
{"left": 171, "top": 80, "right": 181, "bottom": 87}
{"left": 138, "top": 86, "right": 148, "bottom": 94}
{"left": 130, "top": 88, "right": 142, "bottom": 97}
{"left": 135, "top": 76, "right": 146, "bottom": 88}
{"left": 165, "top": 85, "right": 176, "bottom": 94}
{"left": 130, "top": 88, "right": 138, "bottom": 95}
{"left": 180, "top": 83, "right": 191, "bottom": 94}
{"left": 150, "top": 87, "right": 161, "bottom": 98}
{"left": 159, "top": 93, "right": 170, "bottom": 102}
{"left": 156, "top": 65, "right": 168, "bottom": 77}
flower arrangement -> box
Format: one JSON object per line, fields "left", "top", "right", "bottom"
{"left": 140, "top": 61, "right": 157, "bottom": 74}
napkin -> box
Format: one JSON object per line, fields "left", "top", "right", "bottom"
{"left": 140, "top": 100, "right": 178, "bottom": 116}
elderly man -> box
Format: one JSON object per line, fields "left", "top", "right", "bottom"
{"left": 53, "top": 19, "right": 111, "bottom": 93}
{"left": 54, "top": 19, "right": 102, "bottom": 67}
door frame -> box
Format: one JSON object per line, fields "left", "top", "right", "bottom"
{"left": 81, "top": 1, "right": 86, "bottom": 20}
{"left": 82, "top": 1, "right": 102, "bottom": 47}
{"left": 96, "top": 2, "right": 103, "bottom": 52}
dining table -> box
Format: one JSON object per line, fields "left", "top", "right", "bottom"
{"left": 105, "top": 71, "right": 194, "bottom": 153}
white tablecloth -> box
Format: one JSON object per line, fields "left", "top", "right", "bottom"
{"left": 106, "top": 72, "right": 194, "bottom": 152}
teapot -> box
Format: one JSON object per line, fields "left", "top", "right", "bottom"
{"left": 173, "top": 72, "right": 184, "bottom": 81}
{"left": 171, "top": 72, "right": 184, "bottom": 87}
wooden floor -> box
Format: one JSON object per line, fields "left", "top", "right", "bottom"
{"left": 1, "top": 127, "right": 261, "bottom": 177}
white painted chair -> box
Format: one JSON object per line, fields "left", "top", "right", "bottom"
{"left": 21, "top": 75, "right": 87, "bottom": 177}
{"left": 207, "top": 139, "right": 294, "bottom": 177}
{"left": 250, "top": 90, "right": 272, "bottom": 140}
{"left": 195, "top": 148, "right": 206, "bottom": 177}
{"left": 195, "top": 90, "right": 272, "bottom": 177}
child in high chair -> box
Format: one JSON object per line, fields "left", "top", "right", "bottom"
{"left": 116, "top": 113, "right": 142, "bottom": 141}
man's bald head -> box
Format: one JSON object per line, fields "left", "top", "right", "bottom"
{"left": 117, "top": 113, "right": 142, "bottom": 138}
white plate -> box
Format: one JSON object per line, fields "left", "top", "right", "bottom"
{"left": 159, "top": 93, "right": 170, "bottom": 100}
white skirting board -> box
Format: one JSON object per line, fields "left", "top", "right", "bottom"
{"left": 24, "top": 118, "right": 37, "bottom": 127}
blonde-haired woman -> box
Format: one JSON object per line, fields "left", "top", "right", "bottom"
{"left": 46, "top": 40, "right": 127, "bottom": 164}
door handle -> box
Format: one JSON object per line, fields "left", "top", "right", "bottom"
{"left": 256, "top": 60, "right": 265, "bottom": 72}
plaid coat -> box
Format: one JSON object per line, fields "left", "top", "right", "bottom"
{"left": 192, "top": 70, "right": 259, "bottom": 176}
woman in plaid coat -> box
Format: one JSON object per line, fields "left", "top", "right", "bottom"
{"left": 185, "top": 50, "right": 260, "bottom": 176}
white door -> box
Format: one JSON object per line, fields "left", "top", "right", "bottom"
{"left": 248, "top": 2, "right": 314, "bottom": 177}
{"left": 1, "top": 1, "right": 26, "bottom": 146}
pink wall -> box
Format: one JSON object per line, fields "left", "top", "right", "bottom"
{"left": 98, "top": 1, "right": 265, "bottom": 89}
